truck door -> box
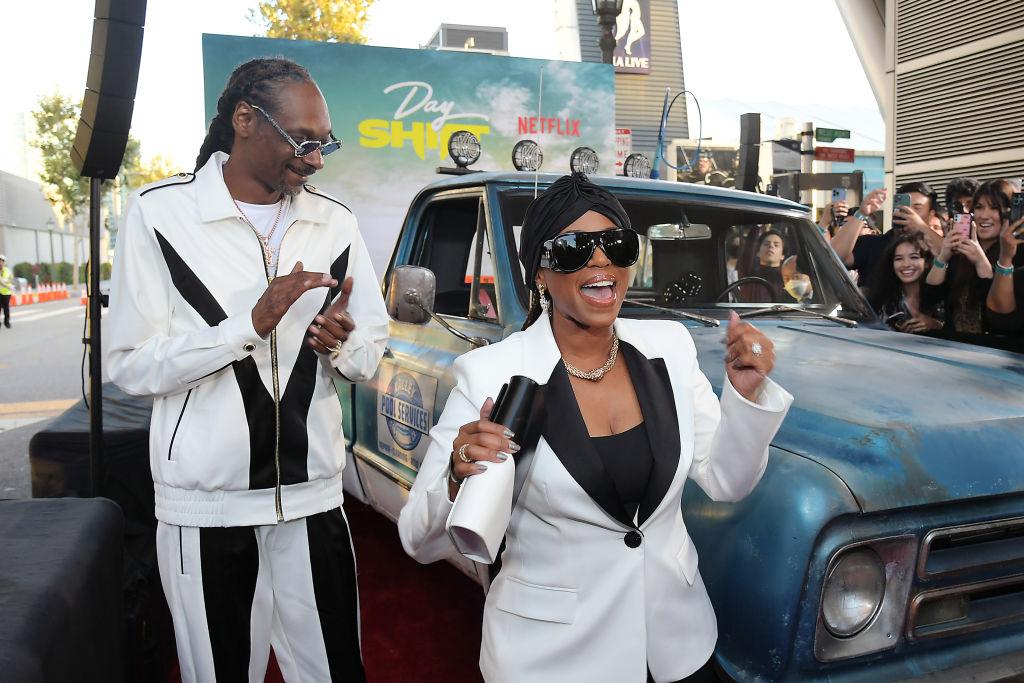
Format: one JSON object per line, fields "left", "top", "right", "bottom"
{"left": 351, "top": 189, "right": 507, "bottom": 523}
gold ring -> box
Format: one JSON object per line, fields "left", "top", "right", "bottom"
{"left": 457, "top": 443, "right": 472, "bottom": 463}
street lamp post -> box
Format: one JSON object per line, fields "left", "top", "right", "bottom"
{"left": 592, "top": 0, "right": 623, "bottom": 65}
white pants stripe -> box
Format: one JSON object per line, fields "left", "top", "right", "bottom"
{"left": 156, "top": 507, "right": 364, "bottom": 682}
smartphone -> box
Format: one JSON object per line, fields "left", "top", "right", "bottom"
{"left": 831, "top": 188, "right": 847, "bottom": 203}
{"left": 952, "top": 212, "right": 972, "bottom": 238}
{"left": 1011, "top": 191, "right": 1024, "bottom": 236}
{"left": 894, "top": 193, "right": 912, "bottom": 210}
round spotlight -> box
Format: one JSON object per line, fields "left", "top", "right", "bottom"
{"left": 512, "top": 140, "right": 544, "bottom": 172}
{"left": 570, "top": 147, "right": 599, "bottom": 175}
{"left": 623, "top": 153, "right": 652, "bottom": 179}
{"left": 448, "top": 130, "right": 481, "bottom": 168}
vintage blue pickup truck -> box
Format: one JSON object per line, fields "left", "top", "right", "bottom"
{"left": 336, "top": 169, "right": 1024, "bottom": 681}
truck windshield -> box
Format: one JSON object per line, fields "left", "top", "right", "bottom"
{"left": 498, "top": 189, "right": 872, "bottom": 319}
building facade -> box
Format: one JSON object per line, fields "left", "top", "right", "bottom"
{"left": 0, "top": 170, "right": 83, "bottom": 267}
{"left": 839, "top": 0, "right": 1024, "bottom": 207}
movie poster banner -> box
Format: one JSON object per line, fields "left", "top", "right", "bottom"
{"left": 613, "top": 0, "right": 651, "bottom": 74}
{"left": 202, "top": 34, "right": 616, "bottom": 271}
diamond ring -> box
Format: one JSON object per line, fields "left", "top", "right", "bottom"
{"left": 751, "top": 341, "right": 763, "bottom": 357}
{"left": 457, "top": 443, "right": 472, "bottom": 463}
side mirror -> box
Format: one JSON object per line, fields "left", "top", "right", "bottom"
{"left": 387, "top": 266, "right": 436, "bottom": 324}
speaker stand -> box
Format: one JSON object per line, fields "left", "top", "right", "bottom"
{"left": 88, "top": 176, "right": 104, "bottom": 496}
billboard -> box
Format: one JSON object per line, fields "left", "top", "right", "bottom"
{"left": 202, "top": 34, "right": 616, "bottom": 272}
{"left": 614, "top": 0, "right": 651, "bottom": 74}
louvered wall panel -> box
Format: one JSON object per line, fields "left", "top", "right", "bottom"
{"left": 896, "top": 0, "right": 1019, "bottom": 63}
{"left": 575, "top": 0, "right": 687, "bottom": 160}
{"left": 897, "top": 159, "right": 1023, "bottom": 206}
{"left": 894, "top": 39, "right": 1024, "bottom": 165}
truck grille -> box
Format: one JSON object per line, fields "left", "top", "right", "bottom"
{"left": 908, "top": 517, "right": 1024, "bottom": 640}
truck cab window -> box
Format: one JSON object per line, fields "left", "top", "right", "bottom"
{"left": 412, "top": 195, "right": 499, "bottom": 321}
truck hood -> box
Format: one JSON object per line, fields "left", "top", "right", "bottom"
{"left": 689, "top": 320, "right": 1024, "bottom": 512}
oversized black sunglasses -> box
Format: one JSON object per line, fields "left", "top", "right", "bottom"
{"left": 248, "top": 102, "right": 343, "bottom": 158}
{"left": 539, "top": 228, "right": 640, "bottom": 273}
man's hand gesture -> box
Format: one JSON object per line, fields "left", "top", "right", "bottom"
{"left": 307, "top": 276, "right": 356, "bottom": 355}
{"left": 252, "top": 262, "right": 338, "bottom": 337}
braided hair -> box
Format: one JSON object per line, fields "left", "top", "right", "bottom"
{"left": 195, "top": 57, "right": 313, "bottom": 171}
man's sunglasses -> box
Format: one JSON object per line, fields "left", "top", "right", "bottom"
{"left": 539, "top": 228, "right": 640, "bottom": 273}
{"left": 248, "top": 102, "right": 343, "bottom": 158}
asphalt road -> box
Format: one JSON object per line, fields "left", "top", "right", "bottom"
{"left": 0, "top": 298, "right": 109, "bottom": 498}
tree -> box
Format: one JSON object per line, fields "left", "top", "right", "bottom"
{"left": 30, "top": 93, "right": 89, "bottom": 228}
{"left": 124, "top": 154, "right": 180, "bottom": 189}
{"left": 30, "top": 92, "right": 143, "bottom": 285}
{"left": 251, "top": 0, "right": 375, "bottom": 44}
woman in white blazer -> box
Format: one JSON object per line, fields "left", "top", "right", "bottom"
{"left": 399, "top": 174, "right": 793, "bottom": 682}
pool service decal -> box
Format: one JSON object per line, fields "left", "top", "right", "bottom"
{"left": 376, "top": 364, "right": 438, "bottom": 468}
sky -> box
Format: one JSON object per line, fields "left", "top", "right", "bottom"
{"left": 0, "top": 0, "right": 883, "bottom": 179}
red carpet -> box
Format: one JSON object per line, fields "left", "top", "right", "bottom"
{"left": 170, "top": 499, "right": 484, "bottom": 682}
{"left": 347, "top": 499, "right": 484, "bottom": 683}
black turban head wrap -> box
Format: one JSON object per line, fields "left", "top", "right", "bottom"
{"left": 518, "top": 172, "right": 631, "bottom": 292}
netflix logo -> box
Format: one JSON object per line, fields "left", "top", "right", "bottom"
{"left": 517, "top": 116, "right": 581, "bottom": 137}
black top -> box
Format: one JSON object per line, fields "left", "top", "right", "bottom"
{"left": 851, "top": 231, "right": 894, "bottom": 293}
{"left": 591, "top": 422, "right": 653, "bottom": 520}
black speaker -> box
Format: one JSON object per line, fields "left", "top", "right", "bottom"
{"left": 72, "top": 0, "right": 147, "bottom": 179}
{"left": 739, "top": 112, "right": 761, "bottom": 146}
{"left": 735, "top": 145, "right": 760, "bottom": 192}
{"left": 735, "top": 113, "right": 761, "bottom": 192}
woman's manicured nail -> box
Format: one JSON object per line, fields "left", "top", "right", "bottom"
{"left": 508, "top": 442, "right": 521, "bottom": 453}
{"left": 475, "top": 463, "right": 488, "bottom": 472}
{"left": 502, "top": 428, "right": 514, "bottom": 438}
{"left": 497, "top": 452, "right": 509, "bottom": 461}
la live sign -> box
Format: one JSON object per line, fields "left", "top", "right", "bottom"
{"left": 614, "top": 0, "right": 652, "bottom": 74}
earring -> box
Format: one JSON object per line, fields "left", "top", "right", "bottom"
{"left": 537, "top": 282, "right": 550, "bottom": 315}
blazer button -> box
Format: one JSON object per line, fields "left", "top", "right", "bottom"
{"left": 624, "top": 530, "right": 642, "bottom": 548}
{"left": 243, "top": 342, "right": 256, "bottom": 353}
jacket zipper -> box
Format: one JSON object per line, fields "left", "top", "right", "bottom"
{"left": 241, "top": 215, "right": 296, "bottom": 523}
{"left": 167, "top": 388, "right": 193, "bottom": 460}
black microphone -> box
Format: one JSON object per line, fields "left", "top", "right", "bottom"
{"left": 489, "top": 375, "right": 545, "bottom": 456}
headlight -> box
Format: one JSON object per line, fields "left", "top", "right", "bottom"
{"left": 570, "top": 146, "right": 599, "bottom": 175}
{"left": 821, "top": 547, "right": 886, "bottom": 637}
{"left": 512, "top": 139, "right": 544, "bottom": 172}
{"left": 447, "top": 130, "right": 481, "bottom": 168}
{"left": 623, "top": 153, "right": 651, "bottom": 178}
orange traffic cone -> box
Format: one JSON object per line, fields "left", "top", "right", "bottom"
{"left": 80, "top": 288, "right": 87, "bottom": 306}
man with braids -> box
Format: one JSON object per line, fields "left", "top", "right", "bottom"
{"left": 107, "top": 57, "right": 388, "bottom": 682}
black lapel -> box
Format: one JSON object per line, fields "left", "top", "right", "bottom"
{"left": 619, "top": 342, "right": 681, "bottom": 525}
{"left": 541, "top": 361, "right": 634, "bottom": 529}
{"left": 278, "top": 247, "right": 350, "bottom": 485}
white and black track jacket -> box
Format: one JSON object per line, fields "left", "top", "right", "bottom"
{"left": 107, "top": 152, "right": 389, "bottom": 527}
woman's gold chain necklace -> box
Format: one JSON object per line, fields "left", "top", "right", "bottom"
{"left": 233, "top": 197, "right": 286, "bottom": 268}
{"left": 563, "top": 333, "right": 619, "bottom": 382}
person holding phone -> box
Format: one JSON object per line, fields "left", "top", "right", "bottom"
{"left": 922, "top": 179, "right": 1013, "bottom": 336}
{"left": 983, "top": 210, "right": 1024, "bottom": 348}
{"left": 830, "top": 182, "right": 943, "bottom": 294}
{"left": 399, "top": 173, "right": 792, "bottom": 683}
{"left": 868, "top": 233, "right": 942, "bottom": 334}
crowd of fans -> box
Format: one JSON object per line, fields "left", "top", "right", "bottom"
{"left": 816, "top": 176, "right": 1024, "bottom": 351}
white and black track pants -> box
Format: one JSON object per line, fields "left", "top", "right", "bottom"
{"left": 156, "top": 507, "right": 365, "bottom": 682}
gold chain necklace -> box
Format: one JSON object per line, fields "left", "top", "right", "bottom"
{"left": 233, "top": 197, "right": 286, "bottom": 268}
{"left": 563, "top": 333, "right": 619, "bottom": 382}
